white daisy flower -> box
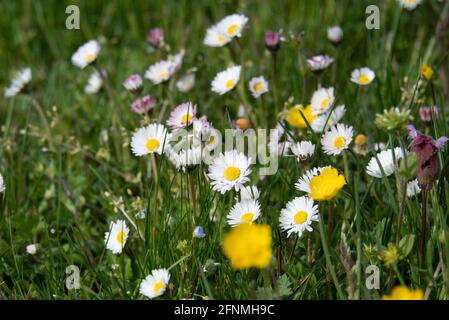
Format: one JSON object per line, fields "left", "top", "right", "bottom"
{"left": 295, "top": 167, "right": 328, "bottom": 194}
{"left": 321, "top": 123, "right": 354, "bottom": 156}
{"left": 0, "top": 173, "right": 4, "bottom": 193}
{"left": 350, "top": 67, "right": 375, "bottom": 86}
{"left": 366, "top": 147, "right": 404, "bottom": 178}
{"left": 398, "top": 0, "right": 423, "bottom": 10}
{"left": 145, "top": 60, "right": 176, "bottom": 85}
{"left": 4, "top": 68, "right": 32, "bottom": 97}
{"left": 290, "top": 141, "right": 315, "bottom": 161}
{"left": 227, "top": 199, "right": 261, "bottom": 227}
{"left": 307, "top": 55, "right": 334, "bottom": 72}
{"left": 131, "top": 123, "right": 169, "bottom": 156}
{"left": 248, "top": 76, "right": 269, "bottom": 98}
{"left": 238, "top": 185, "right": 260, "bottom": 201}
{"left": 216, "top": 13, "right": 248, "bottom": 38}
{"left": 193, "top": 117, "right": 212, "bottom": 142}
{"left": 407, "top": 179, "right": 421, "bottom": 197}
{"left": 26, "top": 244, "right": 38, "bottom": 255}
{"left": 211, "top": 65, "right": 241, "bottom": 95}
{"left": 139, "top": 268, "right": 170, "bottom": 299}
{"left": 166, "top": 102, "right": 197, "bottom": 129}
{"left": 165, "top": 145, "right": 202, "bottom": 172}
{"left": 204, "top": 127, "right": 221, "bottom": 151}
{"left": 280, "top": 196, "right": 319, "bottom": 238}
{"left": 311, "top": 105, "right": 346, "bottom": 132}
{"left": 327, "top": 26, "right": 343, "bottom": 44}
{"left": 104, "top": 220, "right": 129, "bottom": 254}
{"left": 71, "top": 40, "right": 100, "bottom": 69}
{"left": 204, "top": 25, "right": 231, "bottom": 47}
{"left": 84, "top": 70, "right": 105, "bottom": 95}
{"left": 311, "top": 87, "right": 335, "bottom": 115}
{"left": 123, "top": 74, "right": 143, "bottom": 93}
{"left": 176, "top": 73, "right": 195, "bottom": 92}
{"left": 207, "top": 150, "right": 252, "bottom": 194}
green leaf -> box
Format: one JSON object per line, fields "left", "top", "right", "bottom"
{"left": 255, "top": 286, "right": 273, "bottom": 300}
{"left": 399, "top": 234, "right": 415, "bottom": 259}
{"left": 277, "top": 274, "right": 292, "bottom": 298}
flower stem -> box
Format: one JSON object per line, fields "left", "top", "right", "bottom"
{"left": 420, "top": 189, "right": 427, "bottom": 265}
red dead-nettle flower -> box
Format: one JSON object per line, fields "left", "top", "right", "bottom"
{"left": 147, "top": 28, "right": 164, "bottom": 48}
{"left": 264, "top": 31, "right": 281, "bottom": 51}
{"left": 407, "top": 124, "right": 448, "bottom": 191}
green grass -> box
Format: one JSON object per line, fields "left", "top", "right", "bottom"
{"left": 1, "top": 0, "right": 449, "bottom": 300}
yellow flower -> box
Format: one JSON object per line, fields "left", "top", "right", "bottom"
{"left": 286, "top": 105, "right": 316, "bottom": 129}
{"left": 222, "top": 223, "right": 272, "bottom": 270}
{"left": 420, "top": 64, "right": 434, "bottom": 81}
{"left": 382, "top": 285, "right": 424, "bottom": 300}
{"left": 379, "top": 244, "right": 399, "bottom": 267}
{"left": 309, "top": 168, "right": 346, "bottom": 201}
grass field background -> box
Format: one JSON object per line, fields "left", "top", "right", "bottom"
{"left": 1, "top": 0, "right": 449, "bottom": 299}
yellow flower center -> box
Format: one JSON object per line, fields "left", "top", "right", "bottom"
{"left": 294, "top": 210, "right": 308, "bottom": 225}
{"left": 84, "top": 53, "right": 96, "bottom": 63}
{"left": 420, "top": 64, "right": 434, "bottom": 80}
{"left": 226, "top": 24, "right": 239, "bottom": 36}
{"left": 240, "top": 212, "right": 254, "bottom": 223}
{"left": 116, "top": 231, "right": 126, "bottom": 244}
{"left": 159, "top": 72, "right": 168, "bottom": 80}
{"left": 358, "top": 74, "right": 370, "bottom": 84}
{"left": 208, "top": 135, "right": 215, "bottom": 145}
{"left": 224, "top": 166, "right": 241, "bottom": 181}
{"left": 320, "top": 97, "right": 330, "bottom": 109}
{"left": 309, "top": 168, "right": 346, "bottom": 201}
{"left": 254, "top": 82, "right": 264, "bottom": 92}
{"left": 333, "top": 136, "right": 346, "bottom": 148}
{"left": 153, "top": 281, "right": 164, "bottom": 293}
{"left": 218, "top": 35, "right": 226, "bottom": 43}
{"left": 146, "top": 138, "right": 160, "bottom": 152}
{"left": 225, "top": 79, "right": 235, "bottom": 89}
{"left": 181, "top": 113, "right": 192, "bottom": 124}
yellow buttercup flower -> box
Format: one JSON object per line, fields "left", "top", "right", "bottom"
{"left": 381, "top": 285, "right": 424, "bottom": 300}
{"left": 379, "top": 243, "right": 399, "bottom": 267}
{"left": 222, "top": 223, "right": 272, "bottom": 270}
{"left": 286, "top": 105, "right": 316, "bottom": 129}
{"left": 308, "top": 168, "right": 345, "bottom": 201}
{"left": 420, "top": 64, "right": 434, "bottom": 81}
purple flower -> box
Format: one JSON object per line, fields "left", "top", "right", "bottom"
{"left": 130, "top": 95, "right": 155, "bottom": 115}
{"left": 407, "top": 124, "right": 448, "bottom": 190}
{"left": 419, "top": 106, "right": 439, "bottom": 123}
{"left": 123, "top": 74, "right": 143, "bottom": 94}
{"left": 264, "top": 31, "right": 281, "bottom": 51}
{"left": 146, "top": 28, "right": 164, "bottom": 48}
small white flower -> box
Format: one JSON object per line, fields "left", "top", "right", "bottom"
{"left": 26, "top": 244, "right": 38, "bottom": 255}
{"left": 311, "top": 87, "right": 335, "bottom": 115}
{"left": 307, "top": 55, "right": 334, "bottom": 71}
{"left": 104, "top": 220, "right": 129, "bottom": 254}
{"left": 407, "top": 179, "right": 421, "bottom": 197}
{"left": 351, "top": 67, "right": 376, "bottom": 86}
{"left": 131, "top": 123, "right": 169, "bottom": 156}
{"left": 193, "top": 117, "right": 212, "bottom": 142}
{"left": 290, "top": 141, "right": 315, "bottom": 161}
{"left": 71, "top": 40, "right": 100, "bottom": 69}
{"left": 280, "top": 196, "right": 319, "bottom": 238}
{"left": 327, "top": 26, "right": 343, "bottom": 44}
{"left": 0, "top": 173, "right": 5, "bottom": 193}
{"left": 166, "top": 102, "right": 197, "bottom": 129}
{"left": 123, "top": 74, "right": 143, "bottom": 92}
{"left": 366, "top": 148, "right": 404, "bottom": 178}
{"left": 84, "top": 70, "right": 104, "bottom": 94}
{"left": 4, "top": 68, "right": 32, "bottom": 97}
{"left": 321, "top": 123, "right": 354, "bottom": 156}
{"left": 216, "top": 13, "right": 248, "bottom": 38}
{"left": 207, "top": 150, "right": 252, "bottom": 194}
{"left": 139, "top": 268, "right": 170, "bottom": 299}
{"left": 248, "top": 76, "right": 269, "bottom": 98}
{"left": 227, "top": 199, "right": 261, "bottom": 227}
{"left": 176, "top": 73, "right": 195, "bottom": 92}
{"left": 398, "top": 0, "right": 423, "bottom": 10}
{"left": 238, "top": 185, "right": 260, "bottom": 201}
{"left": 204, "top": 25, "right": 231, "bottom": 47}
{"left": 145, "top": 60, "right": 176, "bottom": 85}
{"left": 211, "top": 65, "right": 241, "bottom": 95}
{"left": 204, "top": 128, "right": 221, "bottom": 151}
{"left": 311, "top": 105, "right": 346, "bottom": 133}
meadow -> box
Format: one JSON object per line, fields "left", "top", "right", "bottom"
{"left": 1, "top": 0, "right": 449, "bottom": 300}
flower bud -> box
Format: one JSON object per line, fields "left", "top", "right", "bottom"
{"left": 264, "top": 31, "right": 281, "bottom": 51}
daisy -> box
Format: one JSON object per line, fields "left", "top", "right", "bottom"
{"left": 71, "top": 40, "right": 100, "bottom": 69}
{"left": 211, "top": 65, "right": 241, "bottom": 95}
{"left": 290, "top": 141, "right": 315, "bottom": 161}
{"left": 104, "top": 220, "right": 129, "bottom": 254}
{"left": 407, "top": 179, "right": 421, "bottom": 197}
{"left": 207, "top": 150, "right": 252, "bottom": 194}
{"left": 204, "top": 25, "right": 231, "bottom": 47}
{"left": 131, "top": 123, "right": 169, "bottom": 156}
{"left": 123, "top": 74, "right": 143, "bottom": 93}
{"left": 227, "top": 199, "right": 261, "bottom": 227}
{"left": 311, "top": 87, "right": 335, "bottom": 115}
{"left": 321, "top": 123, "right": 354, "bottom": 155}
{"left": 0, "top": 173, "right": 4, "bottom": 193}
{"left": 280, "top": 196, "right": 319, "bottom": 237}
{"left": 351, "top": 67, "right": 376, "bottom": 86}
{"left": 295, "top": 167, "right": 325, "bottom": 194}
{"left": 166, "top": 102, "right": 197, "bottom": 129}
{"left": 311, "top": 105, "right": 346, "bottom": 132}
{"left": 26, "top": 244, "right": 38, "bottom": 255}
{"left": 398, "top": 0, "right": 423, "bottom": 10}
{"left": 193, "top": 117, "right": 212, "bottom": 142}
{"left": 327, "top": 26, "right": 343, "bottom": 44}
{"left": 176, "top": 73, "right": 195, "bottom": 92}
{"left": 238, "top": 185, "right": 260, "bottom": 201}
{"left": 130, "top": 95, "right": 155, "bottom": 114}
{"left": 307, "top": 55, "right": 334, "bottom": 72}
{"left": 139, "top": 268, "right": 170, "bottom": 299}
{"left": 145, "top": 60, "right": 175, "bottom": 85}
{"left": 4, "top": 68, "right": 32, "bottom": 97}
{"left": 165, "top": 145, "right": 202, "bottom": 171}
{"left": 216, "top": 13, "right": 248, "bottom": 38}
{"left": 204, "top": 128, "right": 221, "bottom": 150}
{"left": 84, "top": 70, "right": 104, "bottom": 95}
{"left": 366, "top": 147, "right": 404, "bottom": 178}
{"left": 248, "top": 76, "right": 269, "bottom": 98}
